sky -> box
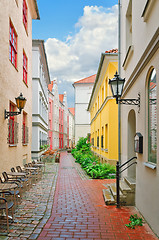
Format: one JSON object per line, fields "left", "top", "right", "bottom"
{"left": 32, "top": 0, "right": 118, "bottom": 107}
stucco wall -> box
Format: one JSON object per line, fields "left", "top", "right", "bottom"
{"left": 0, "top": 0, "right": 34, "bottom": 174}
{"left": 120, "top": 0, "right": 159, "bottom": 236}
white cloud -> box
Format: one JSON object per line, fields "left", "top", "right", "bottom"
{"left": 45, "top": 5, "right": 118, "bottom": 106}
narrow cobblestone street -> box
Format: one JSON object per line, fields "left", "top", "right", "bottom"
{"left": 0, "top": 152, "right": 158, "bottom": 240}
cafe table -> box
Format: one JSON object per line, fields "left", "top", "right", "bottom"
{"left": 6, "top": 172, "right": 26, "bottom": 178}
{"left": 0, "top": 182, "right": 18, "bottom": 207}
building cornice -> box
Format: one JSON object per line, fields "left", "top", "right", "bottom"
{"left": 90, "top": 96, "right": 114, "bottom": 124}
{"left": 87, "top": 53, "right": 118, "bottom": 111}
{"left": 32, "top": 114, "right": 48, "bottom": 127}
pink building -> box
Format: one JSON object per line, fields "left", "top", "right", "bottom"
{"left": 48, "top": 82, "right": 53, "bottom": 149}
{"left": 59, "top": 94, "right": 64, "bottom": 149}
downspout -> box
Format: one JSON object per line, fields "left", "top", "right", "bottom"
{"left": 118, "top": 0, "right": 121, "bottom": 166}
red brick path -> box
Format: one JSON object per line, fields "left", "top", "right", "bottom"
{"left": 38, "top": 152, "right": 158, "bottom": 240}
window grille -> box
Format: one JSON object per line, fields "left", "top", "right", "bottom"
{"left": 22, "top": 125, "right": 28, "bottom": 144}
{"left": 97, "top": 136, "right": 99, "bottom": 147}
{"left": 101, "top": 135, "right": 104, "bottom": 148}
{"left": 7, "top": 119, "right": 18, "bottom": 144}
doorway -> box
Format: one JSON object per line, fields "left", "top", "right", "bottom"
{"left": 127, "top": 109, "right": 136, "bottom": 179}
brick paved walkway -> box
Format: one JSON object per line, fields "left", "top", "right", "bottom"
{"left": 37, "top": 152, "right": 158, "bottom": 240}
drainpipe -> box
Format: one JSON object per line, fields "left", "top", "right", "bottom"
{"left": 117, "top": 0, "right": 121, "bottom": 208}
{"left": 118, "top": 0, "right": 121, "bottom": 166}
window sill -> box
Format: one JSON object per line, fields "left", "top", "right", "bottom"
{"left": 122, "top": 45, "right": 134, "bottom": 69}
{"left": 9, "top": 144, "right": 17, "bottom": 147}
{"left": 9, "top": 60, "right": 18, "bottom": 72}
{"left": 141, "top": 0, "right": 155, "bottom": 22}
{"left": 23, "top": 143, "right": 28, "bottom": 146}
{"left": 23, "top": 80, "right": 28, "bottom": 87}
{"left": 144, "top": 162, "right": 156, "bottom": 169}
{"left": 23, "top": 23, "right": 28, "bottom": 36}
{"left": 104, "top": 149, "right": 108, "bottom": 153}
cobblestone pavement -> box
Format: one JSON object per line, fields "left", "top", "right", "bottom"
{"left": 0, "top": 161, "right": 58, "bottom": 240}
{"left": 37, "top": 152, "right": 158, "bottom": 240}
{"left": 0, "top": 152, "right": 158, "bottom": 239}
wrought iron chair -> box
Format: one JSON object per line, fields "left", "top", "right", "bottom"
{"left": 0, "top": 193, "right": 14, "bottom": 232}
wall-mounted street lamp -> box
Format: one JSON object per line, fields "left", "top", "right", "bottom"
{"left": 5, "top": 93, "right": 27, "bottom": 119}
{"left": 109, "top": 71, "right": 140, "bottom": 208}
{"left": 109, "top": 71, "right": 140, "bottom": 112}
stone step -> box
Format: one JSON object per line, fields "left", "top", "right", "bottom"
{"left": 108, "top": 183, "right": 126, "bottom": 202}
{"left": 102, "top": 189, "right": 116, "bottom": 205}
{"left": 124, "top": 176, "right": 136, "bottom": 190}
{"left": 120, "top": 180, "right": 133, "bottom": 194}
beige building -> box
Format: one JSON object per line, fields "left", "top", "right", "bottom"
{"left": 0, "top": 0, "right": 39, "bottom": 174}
{"left": 120, "top": 0, "right": 159, "bottom": 237}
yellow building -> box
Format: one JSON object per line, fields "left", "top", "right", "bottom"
{"left": 88, "top": 49, "right": 118, "bottom": 165}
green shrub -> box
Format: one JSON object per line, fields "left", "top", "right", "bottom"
{"left": 72, "top": 137, "right": 116, "bottom": 179}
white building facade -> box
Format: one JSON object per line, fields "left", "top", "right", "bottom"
{"left": 68, "top": 108, "right": 75, "bottom": 148}
{"left": 48, "top": 80, "right": 59, "bottom": 150}
{"left": 120, "top": 0, "right": 159, "bottom": 237}
{"left": 73, "top": 75, "right": 95, "bottom": 144}
{"left": 32, "top": 40, "right": 50, "bottom": 159}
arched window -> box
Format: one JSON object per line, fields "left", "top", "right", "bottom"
{"left": 148, "top": 68, "right": 157, "bottom": 164}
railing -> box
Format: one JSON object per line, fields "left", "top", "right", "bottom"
{"left": 116, "top": 156, "right": 137, "bottom": 208}
{"left": 40, "top": 140, "right": 48, "bottom": 147}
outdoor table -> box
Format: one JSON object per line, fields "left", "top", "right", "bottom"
{"left": 0, "top": 182, "right": 18, "bottom": 208}
{"left": 0, "top": 183, "right": 17, "bottom": 191}
{"left": 33, "top": 163, "right": 44, "bottom": 167}
{"left": 7, "top": 172, "right": 26, "bottom": 178}
{"left": 24, "top": 167, "right": 37, "bottom": 171}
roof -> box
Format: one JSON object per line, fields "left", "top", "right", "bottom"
{"left": 87, "top": 51, "right": 118, "bottom": 111}
{"left": 48, "top": 81, "right": 53, "bottom": 92}
{"left": 32, "top": 40, "right": 51, "bottom": 84}
{"left": 59, "top": 94, "right": 64, "bottom": 103}
{"left": 33, "top": 0, "right": 40, "bottom": 20}
{"left": 105, "top": 48, "right": 118, "bottom": 54}
{"left": 73, "top": 74, "right": 96, "bottom": 85}
{"left": 68, "top": 108, "right": 75, "bottom": 116}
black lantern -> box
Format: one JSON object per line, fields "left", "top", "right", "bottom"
{"left": 5, "top": 93, "right": 27, "bottom": 119}
{"left": 109, "top": 71, "right": 125, "bottom": 103}
{"left": 109, "top": 71, "right": 140, "bottom": 112}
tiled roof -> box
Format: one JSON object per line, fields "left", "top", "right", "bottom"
{"left": 105, "top": 48, "right": 118, "bottom": 53}
{"left": 68, "top": 108, "right": 75, "bottom": 116}
{"left": 59, "top": 94, "right": 64, "bottom": 103}
{"left": 48, "top": 81, "right": 53, "bottom": 92}
{"left": 74, "top": 74, "right": 96, "bottom": 84}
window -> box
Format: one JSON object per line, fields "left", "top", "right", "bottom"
{"left": 105, "top": 124, "right": 108, "bottom": 149}
{"left": 23, "top": 51, "right": 28, "bottom": 85}
{"left": 102, "top": 87, "right": 104, "bottom": 103}
{"left": 98, "top": 96, "right": 99, "bottom": 109}
{"left": 105, "top": 78, "right": 108, "bottom": 97}
{"left": 23, "top": 0, "right": 28, "bottom": 30}
{"left": 148, "top": 68, "right": 157, "bottom": 164}
{"left": 126, "top": 0, "right": 132, "bottom": 51}
{"left": 91, "top": 137, "right": 94, "bottom": 146}
{"left": 97, "top": 130, "right": 99, "bottom": 147}
{"left": 22, "top": 112, "right": 28, "bottom": 144}
{"left": 8, "top": 103, "right": 18, "bottom": 145}
{"left": 9, "top": 22, "right": 17, "bottom": 68}
{"left": 101, "top": 127, "right": 104, "bottom": 148}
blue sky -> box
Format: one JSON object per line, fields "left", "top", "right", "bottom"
{"left": 33, "top": 0, "right": 118, "bottom": 107}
